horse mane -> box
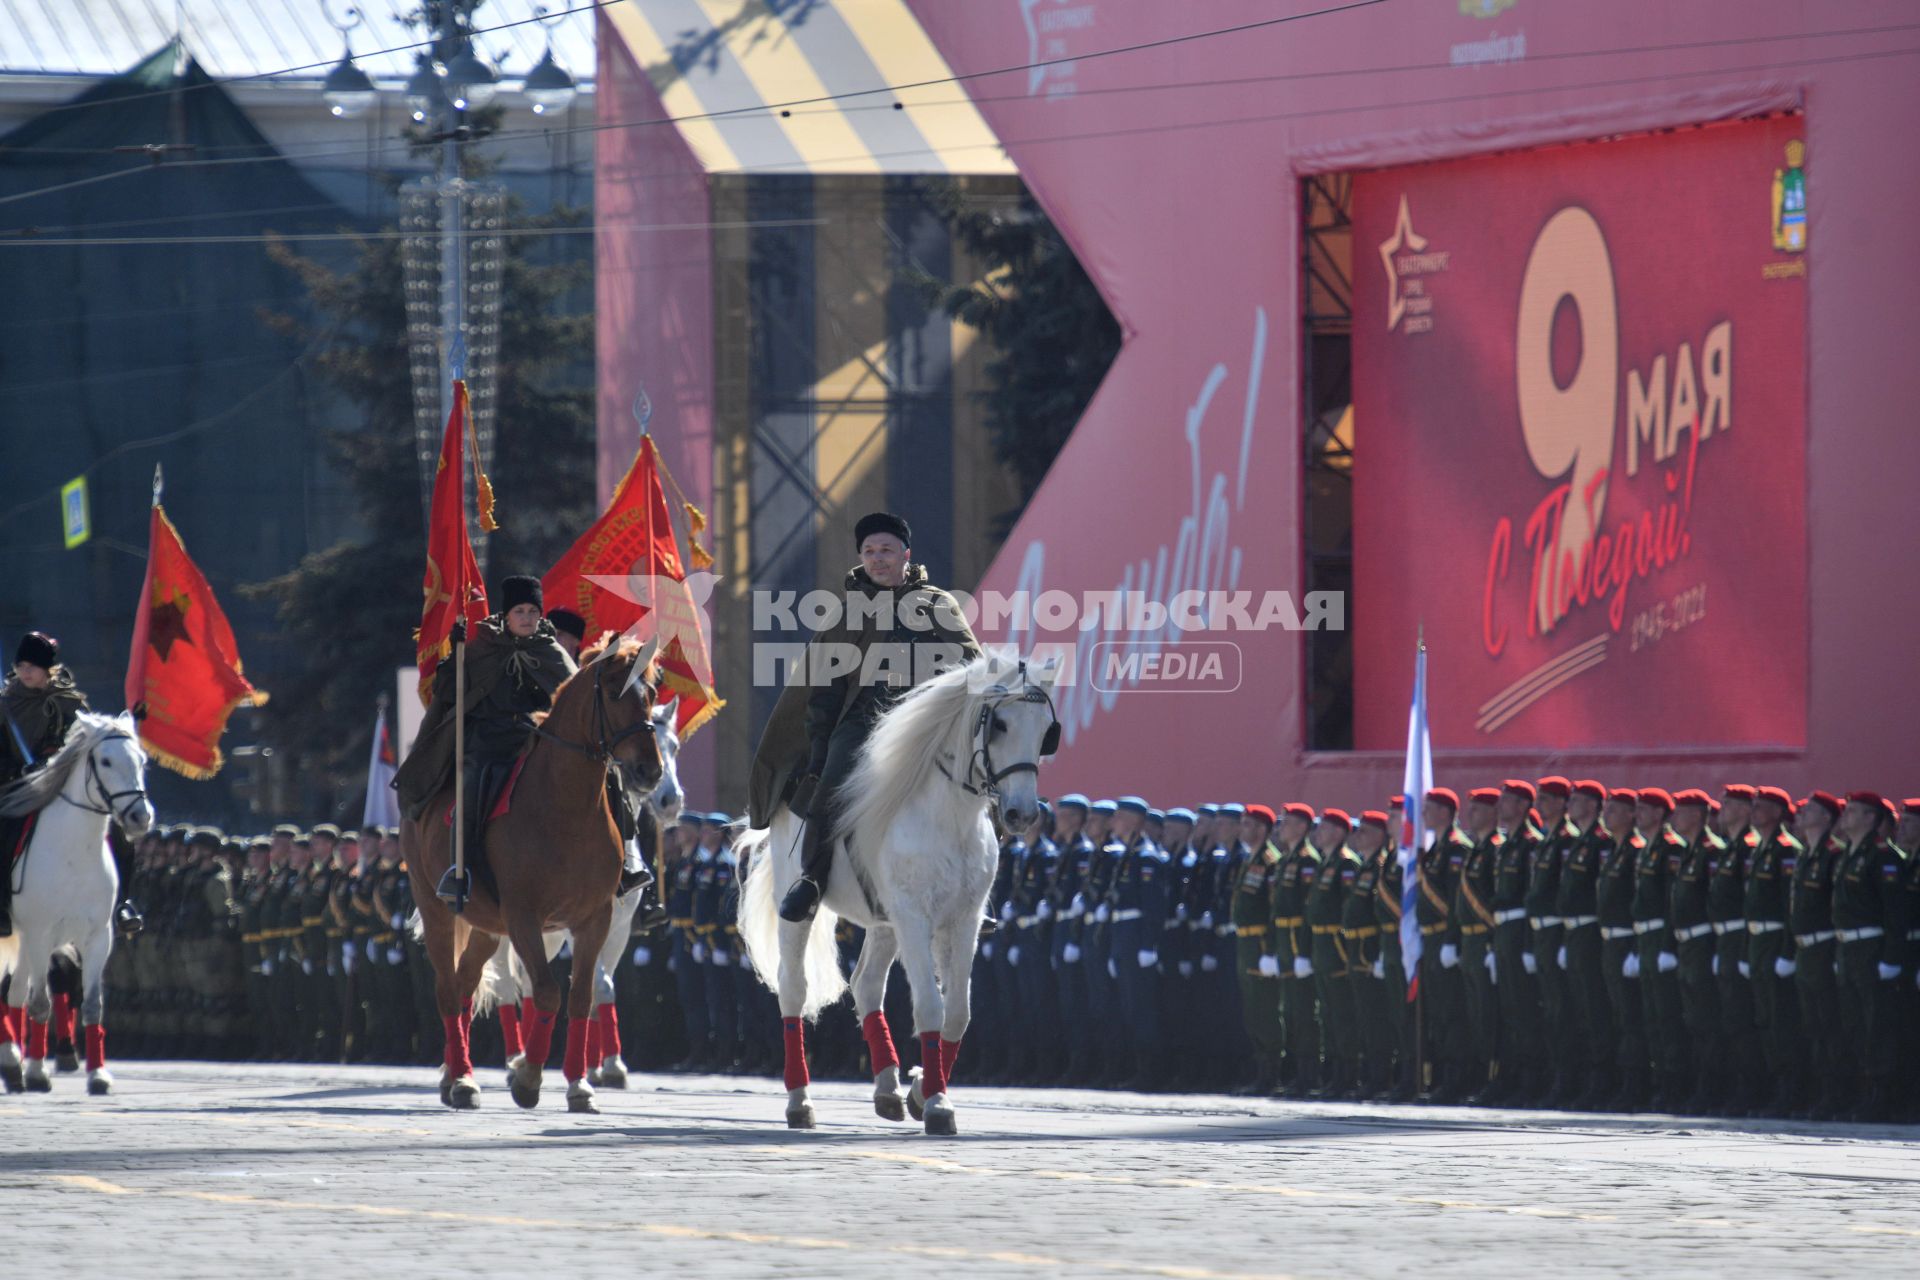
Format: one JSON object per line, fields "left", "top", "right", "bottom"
{"left": 0, "top": 710, "right": 127, "bottom": 817}
{"left": 545, "top": 634, "right": 658, "bottom": 735}
{"left": 838, "top": 654, "right": 1018, "bottom": 860}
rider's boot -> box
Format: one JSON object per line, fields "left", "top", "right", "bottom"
{"left": 779, "top": 814, "right": 834, "bottom": 923}
{"left": 617, "top": 839, "right": 654, "bottom": 898}
{"left": 0, "top": 814, "right": 21, "bottom": 937}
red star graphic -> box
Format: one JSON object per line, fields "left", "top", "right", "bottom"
{"left": 149, "top": 584, "right": 193, "bottom": 660}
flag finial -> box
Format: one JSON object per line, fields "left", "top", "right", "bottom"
{"left": 1417, "top": 619, "right": 1425, "bottom": 653}
{"left": 152, "top": 464, "right": 164, "bottom": 507}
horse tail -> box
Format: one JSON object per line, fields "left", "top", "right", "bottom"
{"left": 736, "top": 820, "right": 846, "bottom": 1020}
{"left": 472, "top": 937, "right": 516, "bottom": 1018}
{"left": 405, "top": 908, "right": 424, "bottom": 942}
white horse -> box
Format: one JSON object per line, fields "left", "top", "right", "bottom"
{"left": 0, "top": 712, "right": 154, "bottom": 1095}
{"left": 478, "top": 699, "right": 683, "bottom": 1107}
{"left": 736, "top": 652, "right": 1060, "bottom": 1136}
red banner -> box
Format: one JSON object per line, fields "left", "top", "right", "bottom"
{"left": 1353, "top": 115, "right": 1808, "bottom": 750}
{"left": 414, "top": 381, "right": 490, "bottom": 707}
{"left": 125, "top": 502, "right": 267, "bottom": 779}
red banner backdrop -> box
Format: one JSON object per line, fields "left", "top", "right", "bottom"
{"left": 1352, "top": 115, "right": 1808, "bottom": 751}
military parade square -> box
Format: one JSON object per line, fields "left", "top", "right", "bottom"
{"left": 4, "top": 3, "right": 1920, "bottom": 1278}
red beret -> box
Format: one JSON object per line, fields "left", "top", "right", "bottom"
{"left": 1903, "top": 798, "right": 1920, "bottom": 814}
{"left": 1389, "top": 795, "right": 1406, "bottom": 810}
{"left": 1708, "top": 798, "right": 1722, "bottom": 814}
{"left": 1754, "top": 786, "right": 1795, "bottom": 814}
{"left": 1609, "top": 787, "right": 1639, "bottom": 804}
{"left": 1469, "top": 787, "right": 1501, "bottom": 805}
{"left": 1846, "top": 790, "right": 1885, "bottom": 811}
{"left": 1721, "top": 784, "right": 1757, "bottom": 801}
{"left": 1672, "top": 789, "right": 1713, "bottom": 808}
{"left": 1501, "top": 779, "right": 1538, "bottom": 802}
{"left": 1282, "top": 802, "right": 1317, "bottom": 822}
{"left": 1426, "top": 788, "right": 1460, "bottom": 810}
{"left": 1245, "top": 804, "right": 1277, "bottom": 826}
{"left": 1879, "top": 797, "right": 1897, "bottom": 821}
{"left": 1803, "top": 790, "right": 1842, "bottom": 819}
{"left": 1319, "top": 808, "right": 1352, "bottom": 829}
{"left": 1535, "top": 776, "right": 1572, "bottom": 798}
{"left": 1638, "top": 788, "right": 1675, "bottom": 813}
{"left": 1360, "top": 810, "right": 1391, "bottom": 830}
{"left": 1573, "top": 779, "right": 1607, "bottom": 802}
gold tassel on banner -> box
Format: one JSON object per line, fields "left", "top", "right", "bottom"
{"left": 684, "top": 502, "right": 714, "bottom": 569}
{"left": 458, "top": 379, "right": 500, "bottom": 532}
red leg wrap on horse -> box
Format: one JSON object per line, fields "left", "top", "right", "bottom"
{"left": 597, "top": 1003, "right": 621, "bottom": 1061}
{"left": 563, "top": 1018, "right": 590, "bottom": 1083}
{"left": 584, "top": 1014, "right": 601, "bottom": 1069}
{"left": 942, "top": 1038, "right": 962, "bottom": 1080}
{"left": 27, "top": 1018, "right": 48, "bottom": 1060}
{"left": 443, "top": 1014, "right": 473, "bottom": 1079}
{"left": 522, "top": 1006, "right": 557, "bottom": 1069}
{"left": 782, "top": 1017, "right": 809, "bottom": 1091}
{"left": 861, "top": 1010, "right": 899, "bottom": 1073}
{"left": 498, "top": 1002, "right": 524, "bottom": 1058}
{"left": 918, "top": 1031, "right": 947, "bottom": 1098}
{"left": 0, "top": 1005, "right": 20, "bottom": 1045}
{"left": 52, "top": 993, "right": 73, "bottom": 1043}
{"left": 85, "top": 1024, "right": 106, "bottom": 1072}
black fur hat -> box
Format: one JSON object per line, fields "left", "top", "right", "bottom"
{"left": 501, "top": 575, "right": 544, "bottom": 612}
{"left": 14, "top": 631, "right": 58, "bottom": 669}
{"left": 853, "top": 511, "right": 911, "bottom": 549}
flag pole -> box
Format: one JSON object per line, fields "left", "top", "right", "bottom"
{"left": 450, "top": 619, "right": 468, "bottom": 914}
{"left": 1412, "top": 622, "right": 1426, "bottom": 1099}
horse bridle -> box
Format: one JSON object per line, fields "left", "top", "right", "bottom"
{"left": 62, "top": 730, "right": 150, "bottom": 827}
{"left": 944, "top": 661, "right": 1062, "bottom": 801}
{"left": 532, "top": 658, "right": 659, "bottom": 765}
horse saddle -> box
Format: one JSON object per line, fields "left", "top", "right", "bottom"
{"left": 444, "top": 757, "right": 526, "bottom": 830}
{"left": 2, "top": 810, "right": 40, "bottom": 864}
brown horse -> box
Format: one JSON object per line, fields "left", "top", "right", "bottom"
{"left": 403, "top": 635, "right": 663, "bottom": 1112}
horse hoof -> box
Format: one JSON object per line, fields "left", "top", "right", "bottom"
{"left": 0, "top": 1064, "right": 21, "bottom": 1094}
{"left": 786, "top": 1104, "right": 816, "bottom": 1130}
{"left": 587, "top": 1068, "right": 603, "bottom": 1087}
{"left": 875, "top": 1093, "right": 907, "bottom": 1122}
{"left": 599, "top": 1060, "right": 629, "bottom": 1089}
{"left": 448, "top": 1076, "right": 481, "bottom": 1110}
{"left": 905, "top": 1068, "right": 926, "bottom": 1122}
{"left": 55, "top": 1052, "right": 81, "bottom": 1074}
{"left": 25, "top": 1063, "right": 52, "bottom": 1093}
{"left": 924, "top": 1102, "right": 957, "bottom": 1137}
{"left": 509, "top": 1074, "right": 541, "bottom": 1110}
{"left": 87, "top": 1073, "right": 112, "bottom": 1097}
{"left": 440, "top": 1079, "right": 454, "bottom": 1108}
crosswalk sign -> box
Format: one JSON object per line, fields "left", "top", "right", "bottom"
{"left": 61, "top": 476, "right": 89, "bottom": 549}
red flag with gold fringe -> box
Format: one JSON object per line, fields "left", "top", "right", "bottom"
{"left": 541, "top": 435, "right": 723, "bottom": 738}
{"left": 413, "top": 380, "right": 492, "bottom": 706}
{"left": 124, "top": 478, "right": 268, "bottom": 779}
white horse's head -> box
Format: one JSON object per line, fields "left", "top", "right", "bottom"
{"left": 969, "top": 652, "right": 1063, "bottom": 832}
{"left": 648, "top": 696, "right": 684, "bottom": 822}
{"left": 84, "top": 713, "right": 154, "bottom": 836}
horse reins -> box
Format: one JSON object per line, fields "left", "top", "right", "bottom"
{"left": 63, "top": 730, "right": 151, "bottom": 828}
{"left": 530, "top": 658, "right": 659, "bottom": 765}
{"left": 940, "top": 661, "right": 1062, "bottom": 801}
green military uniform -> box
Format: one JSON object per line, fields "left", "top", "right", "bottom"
{"left": 1491, "top": 817, "right": 1543, "bottom": 1102}
{"left": 1831, "top": 827, "right": 1910, "bottom": 1118}
{"left": 1597, "top": 826, "right": 1647, "bottom": 1108}
{"left": 1631, "top": 820, "right": 1688, "bottom": 1107}
{"left": 1524, "top": 816, "right": 1575, "bottom": 1097}
{"left": 1230, "top": 838, "right": 1283, "bottom": 1090}
{"left": 302, "top": 862, "right": 340, "bottom": 1061}
{"left": 1450, "top": 828, "right": 1500, "bottom": 1098}
{"left": 1343, "top": 842, "right": 1390, "bottom": 1097}
{"left": 1372, "top": 836, "right": 1417, "bottom": 1100}
{"left": 1669, "top": 820, "right": 1726, "bottom": 1111}
{"left": 1270, "top": 834, "right": 1322, "bottom": 1095}
{"left": 266, "top": 863, "right": 308, "bottom": 1059}
{"left": 239, "top": 862, "right": 274, "bottom": 1059}
{"left": 1307, "top": 835, "right": 1364, "bottom": 1097}
{"left": 1789, "top": 832, "right": 1842, "bottom": 1117}
{"left": 1743, "top": 821, "right": 1804, "bottom": 1112}
{"left": 1554, "top": 816, "right": 1609, "bottom": 1105}
{"left": 1416, "top": 822, "right": 1472, "bottom": 1100}
{"left": 1707, "top": 827, "right": 1759, "bottom": 1113}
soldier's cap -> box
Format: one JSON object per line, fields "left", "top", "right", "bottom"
{"left": 311, "top": 823, "right": 342, "bottom": 841}
{"left": 1091, "top": 799, "right": 1119, "bottom": 814}
{"left": 1845, "top": 789, "right": 1886, "bottom": 812}
{"left": 1164, "top": 807, "right": 1196, "bottom": 825}
{"left": 1753, "top": 786, "right": 1795, "bottom": 815}
{"left": 1244, "top": 804, "right": 1276, "bottom": 827}
{"left": 1116, "top": 796, "right": 1150, "bottom": 816}
{"left": 703, "top": 812, "right": 732, "bottom": 827}
{"left": 249, "top": 835, "right": 272, "bottom": 849}
{"left": 187, "top": 826, "right": 224, "bottom": 847}
{"left": 1535, "top": 776, "right": 1572, "bottom": 799}
{"left": 1425, "top": 788, "right": 1460, "bottom": 811}
{"left": 1360, "top": 810, "right": 1391, "bottom": 831}
{"left": 1802, "top": 790, "right": 1842, "bottom": 819}
{"left": 1146, "top": 808, "right": 1166, "bottom": 823}
{"left": 1194, "top": 804, "right": 1219, "bottom": 818}
{"left": 1608, "top": 787, "right": 1639, "bottom": 805}
{"left": 293, "top": 834, "right": 312, "bottom": 848}
{"left": 1282, "top": 802, "right": 1316, "bottom": 822}
{"left": 677, "top": 811, "right": 702, "bottom": 827}
{"left": 1056, "top": 793, "right": 1091, "bottom": 812}
{"left": 271, "top": 823, "right": 301, "bottom": 839}
{"left": 1721, "top": 784, "right": 1757, "bottom": 802}
{"left": 1903, "top": 798, "right": 1920, "bottom": 815}
{"left": 1389, "top": 795, "right": 1406, "bottom": 810}
{"left": 547, "top": 607, "right": 587, "bottom": 642}
{"left": 1468, "top": 787, "right": 1501, "bottom": 806}
{"left": 1572, "top": 779, "right": 1608, "bottom": 802}
{"left": 1672, "top": 789, "right": 1713, "bottom": 809}
{"left": 1708, "top": 798, "right": 1723, "bottom": 814}
{"left": 1035, "top": 798, "right": 1053, "bottom": 819}
{"left": 1318, "top": 808, "right": 1352, "bottom": 830}
{"left": 1501, "top": 779, "right": 1537, "bottom": 802}
{"left": 1637, "top": 787, "right": 1675, "bottom": 813}
{"left": 1218, "top": 803, "right": 1247, "bottom": 818}
{"left": 161, "top": 824, "right": 186, "bottom": 841}
{"left": 340, "top": 830, "right": 361, "bottom": 844}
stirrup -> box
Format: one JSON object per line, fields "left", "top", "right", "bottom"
{"left": 778, "top": 877, "right": 822, "bottom": 923}
{"left": 436, "top": 865, "right": 473, "bottom": 912}
{"left": 115, "top": 901, "right": 144, "bottom": 938}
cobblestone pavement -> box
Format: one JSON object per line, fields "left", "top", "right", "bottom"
{"left": 2, "top": 1062, "right": 1916, "bottom": 1278}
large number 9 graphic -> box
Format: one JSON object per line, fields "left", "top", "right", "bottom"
{"left": 1515, "top": 206, "right": 1618, "bottom": 638}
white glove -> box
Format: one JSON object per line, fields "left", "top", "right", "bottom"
{"left": 1138, "top": 949, "right": 1158, "bottom": 969}
{"left": 342, "top": 950, "right": 356, "bottom": 976}
{"left": 981, "top": 942, "right": 995, "bottom": 961}
{"left": 1069, "top": 893, "right": 1087, "bottom": 918}
{"left": 1201, "top": 953, "right": 1219, "bottom": 972}
{"left": 390, "top": 913, "right": 406, "bottom": 931}
{"left": 712, "top": 950, "right": 731, "bottom": 967}
{"left": 1711, "top": 955, "right": 1720, "bottom": 976}
{"left": 1738, "top": 960, "right": 1750, "bottom": 978}
{"left": 1063, "top": 942, "right": 1082, "bottom": 964}
{"left": 1555, "top": 945, "right": 1568, "bottom": 970}
{"left": 1036, "top": 899, "right": 1053, "bottom": 921}
{"left": 301, "top": 958, "right": 313, "bottom": 976}
{"left": 1178, "top": 961, "right": 1195, "bottom": 977}
{"left": 1878, "top": 962, "right": 1901, "bottom": 981}
{"left": 1293, "top": 956, "right": 1314, "bottom": 980}
{"left": 1521, "top": 951, "right": 1537, "bottom": 975}
{"left": 632, "top": 946, "right": 652, "bottom": 967}
{"left": 1371, "top": 958, "right": 1385, "bottom": 979}
{"left": 1094, "top": 903, "right": 1112, "bottom": 924}
{"left": 1174, "top": 902, "right": 1190, "bottom": 921}
{"left": 667, "top": 955, "right": 678, "bottom": 973}
{"left": 1439, "top": 944, "right": 1459, "bottom": 969}
{"left": 692, "top": 942, "right": 708, "bottom": 964}
{"left": 1656, "top": 951, "right": 1678, "bottom": 973}
{"left": 1200, "top": 911, "right": 1215, "bottom": 930}
{"left": 260, "top": 959, "right": 273, "bottom": 977}
{"left": 1001, "top": 900, "right": 1016, "bottom": 923}
{"left": 1622, "top": 953, "right": 1639, "bottom": 979}
{"left": 386, "top": 948, "right": 404, "bottom": 965}
{"left": 1774, "top": 957, "right": 1795, "bottom": 978}
{"left": 1008, "top": 945, "right": 1022, "bottom": 966}
{"left": 1258, "top": 955, "right": 1280, "bottom": 978}
{"left": 1484, "top": 951, "right": 1497, "bottom": 976}
{"left": 1107, "top": 957, "right": 1119, "bottom": 979}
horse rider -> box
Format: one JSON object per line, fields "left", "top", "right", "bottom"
{"left": 393, "top": 576, "right": 576, "bottom": 902}
{"left": 746, "top": 511, "right": 981, "bottom": 924}
{"left": 0, "top": 630, "right": 142, "bottom": 939}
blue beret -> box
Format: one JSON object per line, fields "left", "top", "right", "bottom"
{"left": 1196, "top": 804, "right": 1220, "bottom": 817}
{"left": 1035, "top": 799, "right": 1053, "bottom": 818}
{"left": 1219, "top": 803, "right": 1247, "bottom": 817}
{"left": 1056, "top": 793, "right": 1090, "bottom": 812}
{"left": 1117, "top": 796, "right": 1150, "bottom": 815}
{"left": 1147, "top": 808, "right": 1165, "bottom": 823}
{"left": 1166, "top": 807, "right": 1197, "bottom": 823}
{"left": 1091, "top": 798, "right": 1119, "bottom": 814}
{"left": 703, "top": 812, "right": 732, "bottom": 827}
